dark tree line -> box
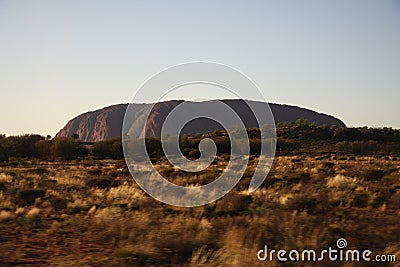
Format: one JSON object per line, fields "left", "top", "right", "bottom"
{"left": 1, "top": 124, "right": 399, "bottom": 161}
{"left": 0, "top": 135, "right": 87, "bottom": 161}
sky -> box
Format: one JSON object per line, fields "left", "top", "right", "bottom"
{"left": 0, "top": 0, "right": 399, "bottom": 136}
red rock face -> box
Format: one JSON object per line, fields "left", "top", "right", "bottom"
{"left": 55, "top": 100, "right": 346, "bottom": 142}
{"left": 55, "top": 104, "right": 128, "bottom": 142}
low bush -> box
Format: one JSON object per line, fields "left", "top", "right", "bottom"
{"left": 0, "top": 182, "right": 6, "bottom": 191}
{"left": 19, "top": 189, "right": 46, "bottom": 205}
{"left": 49, "top": 197, "right": 68, "bottom": 211}
{"left": 286, "top": 196, "right": 317, "bottom": 212}
{"left": 37, "top": 178, "right": 57, "bottom": 189}
{"left": 188, "top": 149, "right": 201, "bottom": 159}
{"left": 352, "top": 192, "right": 369, "bottom": 208}
{"left": 284, "top": 172, "right": 311, "bottom": 185}
{"left": 85, "top": 177, "right": 113, "bottom": 188}
{"left": 361, "top": 169, "right": 385, "bottom": 181}
{"left": 215, "top": 193, "right": 252, "bottom": 215}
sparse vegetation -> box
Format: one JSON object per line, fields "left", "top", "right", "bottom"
{"left": 1, "top": 125, "right": 399, "bottom": 161}
{"left": 0, "top": 125, "right": 399, "bottom": 265}
{"left": 0, "top": 154, "right": 398, "bottom": 266}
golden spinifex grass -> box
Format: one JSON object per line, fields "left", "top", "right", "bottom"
{"left": 0, "top": 156, "right": 399, "bottom": 266}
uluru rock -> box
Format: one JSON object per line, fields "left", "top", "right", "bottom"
{"left": 56, "top": 100, "right": 346, "bottom": 142}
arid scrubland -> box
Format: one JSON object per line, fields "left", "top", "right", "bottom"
{"left": 0, "top": 155, "right": 399, "bottom": 266}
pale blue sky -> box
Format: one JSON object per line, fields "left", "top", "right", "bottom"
{"left": 0, "top": 0, "right": 399, "bottom": 136}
